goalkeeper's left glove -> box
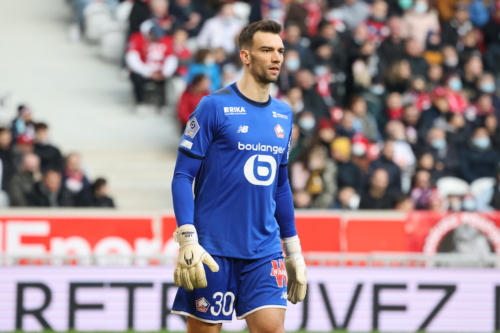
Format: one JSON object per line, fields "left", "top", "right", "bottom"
{"left": 282, "top": 236, "right": 307, "bottom": 304}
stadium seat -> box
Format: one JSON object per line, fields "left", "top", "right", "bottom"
{"left": 436, "top": 177, "right": 470, "bottom": 198}
{"left": 83, "top": 2, "right": 113, "bottom": 43}
{"left": 100, "top": 20, "right": 126, "bottom": 62}
{"left": 470, "top": 177, "right": 495, "bottom": 199}
{"left": 115, "top": 0, "right": 133, "bottom": 29}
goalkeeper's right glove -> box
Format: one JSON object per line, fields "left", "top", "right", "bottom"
{"left": 173, "top": 224, "right": 219, "bottom": 291}
{"left": 283, "top": 236, "right": 307, "bottom": 304}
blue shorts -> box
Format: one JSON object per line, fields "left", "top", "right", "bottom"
{"left": 171, "top": 252, "right": 288, "bottom": 323}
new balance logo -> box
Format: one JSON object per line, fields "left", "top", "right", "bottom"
{"left": 224, "top": 107, "right": 246, "bottom": 115}
{"left": 272, "top": 111, "right": 288, "bottom": 119}
{"left": 237, "top": 126, "right": 249, "bottom": 133}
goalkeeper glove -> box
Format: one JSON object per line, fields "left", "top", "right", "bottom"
{"left": 283, "top": 236, "right": 307, "bottom": 304}
{"left": 173, "top": 224, "right": 219, "bottom": 291}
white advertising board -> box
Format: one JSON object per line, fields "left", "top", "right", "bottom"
{"left": 0, "top": 266, "right": 499, "bottom": 332}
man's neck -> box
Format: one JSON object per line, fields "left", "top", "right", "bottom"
{"left": 237, "top": 73, "right": 271, "bottom": 103}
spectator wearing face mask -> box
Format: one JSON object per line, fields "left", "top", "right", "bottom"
{"left": 126, "top": 20, "right": 178, "bottom": 114}
{"left": 475, "top": 73, "right": 500, "bottom": 112}
{"left": 296, "top": 111, "right": 317, "bottom": 140}
{"left": 282, "top": 23, "right": 315, "bottom": 71}
{"left": 186, "top": 49, "right": 221, "bottom": 93}
{"left": 442, "top": 74, "right": 469, "bottom": 114}
{"left": 359, "top": 168, "right": 399, "bottom": 209}
{"left": 401, "top": 0, "right": 440, "bottom": 50}
{"left": 276, "top": 50, "right": 301, "bottom": 93}
{"left": 425, "top": 127, "right": 461, "bottom": 178}
{"left": 441, "top": 46, "right": 461, "bottom": 75}
{"left": 196, "top": 3, "right": 243, "bottom": 56}
{"left": 332, "top": 186, "right": 360, "bottom": 210}
{"left": 460, "top": 127, "right": 500, "bottom": 182}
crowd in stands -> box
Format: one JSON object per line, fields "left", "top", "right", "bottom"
{"left": 71, "top": 0, "right": 500, "bottom": 211}
{"left": 0, "top": 105, "right": 115, "bottom": 208}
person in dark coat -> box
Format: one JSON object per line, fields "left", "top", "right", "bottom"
{"left": 33, "top": 123, "right": 64, "bottom": 173}
{"left": 368, "top": 140, "right": 402, "bottom": 193}
{"left": 128, "top": 0, "right": 152, "bottom": 38}
{"left": 90, "top": 178, "right": 115, "bottom": 208}
{"left": 28, "top": 170, "right": 73, "bottom": 207}
{"left": 8, "top": 153, "right": 41, "bottom": 207}
{"left": 331, "top": 137, "right": 363, "bottom": 194}
{"left": 359, "top": 168, "right": 398, "bottom": 209}
{"left": 440, "top": 3, "right": 473, "bottom": 48}
{"left": 404, "top": 38, "right": 429, "bottom": 78}
{"left": 460, "top": 127, "right": 500, "bottom": 183}
{"left": 295, "top": 70, "right": 330, "bottom": 121}
{"left": 0, "top": 128, "right": 16, "bottom": 191}
{"left": 378, "top": 16, "right": 406, "bottom": 71}
{"left": 424, "top": 127, "right": 461, "bottom": 178}
{"left": 168, "top": 0, "right": 206, "bottom": 37}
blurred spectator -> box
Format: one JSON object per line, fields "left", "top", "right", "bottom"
{"left": 364, "top": 0, "right": 389, "bottom": 44}
{"left": 276, "top": 50, "right": 301, "bottom": 93}
{"left": 9, "top": 153, "right": 41, "bottom": 207}
{"left": 441, "top": 2, "right": 473, "bottom": 48}
{"left": 295, "top": 70, "right": 330, "bottom": 120}
{"left": 386, "top": 120, "right": 416, "bottom": 192}
{"left": 331, "top": 137, "right": 363, "bottom": 194}
{"left": 11, "top": 105, "right": 35, "bottom": 145}
{"left": 483, "top": 1, "right": 500, "bottom": 75}
{"left": 317, "top": 118, "right": 336, "bottom": 148}
{"left": 310, "top": 20, "right": 347, "bottom": 73}
{"left": 475, "top": 73, "right": 500, "bottom": 110}
{"left": 187, "top": 49, "right": 221, "bottom": 92}
{"left": 359, "top": 168, "right": 398, "bottom": 209}
{"left": 90, "top": 178, "right": 116, "bottom": 207}
{"left": 436, "top": 0, "right": 472, "bottom": 23}
{"left": 128, "top": 0, "right": 153, "bottom": 37}
{"left": 126, "top": 20, "right": 178, "bottom": 114}
{"left": 460, "top": 127, "right": 500, "bottom": 182}
{"left": 424, "top": 127, "right": 461, "bottom": 178}
{"left": 419, "top": 87, "right": 450, "bottom": 140}
{"left": 378, "top": 16, "right": 406, "bottom": 69}
{"left": 404, "top": 38, "right": 430, "bottom": 78}
{"left": 281, "top": 87, "right": 304, "bottom": 114}
{"left": 410, "top": 169, "right": 433, "bottom": 209}
{"left": 401, "top": 105, "right": 421, "bottom": 148}
{"left": 296, "top": 111, "right": 318, "bottom": 139}
{"left": 337, "top": 111, "right": 357, "bottom": 138}
{"left": 469, "top": 0, "right": 492, "bottom": 28}
{"left": 169, "top": 0, "right": 205, "bottom": 37}
{"left": 150, "top": 0, "right": 175, "bottom": 34}
{"left": 63, "top": 153, "right": 91, "bottom": 204}
{"left": 283, "top": 23, "right": 315, "bottom": 70}
{"left": 385, "top": 60, "right": 411, "bottom": 93}
{"left": 442, "top": 73, "right": 469, "bottom": 113}
{"left": 395, "top": 194, "right": 415, "bottom": 211}
{"left": 338, "top": 0, "right": 370, "bottom": 31}
{"left": 177, "top": 74, "right": 210, "bottom": 129}
{"left": 350, "top": 95, "right": 380, "bottom": 142}
{"left": 485, "top": 113, "right": 500, "bottom": 150}
{"left": 332, "top": 186, "right": 360, "bottom": 210}
{"left": 445, "top": 112, "right": 469, "bottom": 149}
{"left": 291, "top": 143, "right": 337, "bottom": 209}
{"left": 0, "top": 128, "right": 16, "bottom": 192}
{"left": 28, "top": 170, "right": 73, "bottom": 207}
{"left": 385, "top": 91, "right": 404, "bottom": 120}
{"left": 369, "top": 140, "right": 402, "bottom": 192}
{"left": 422, "top": 31, "right": 443, "bottom": 66}
{"left": 172, "top": 29, "right": 193, "bottom": 76}
{"left": 401, "top": 0, "right": 440, "bottom": 49}
{"left": 196, "top": 3, "right": 242, "bottom": 56}
{"left": 33, "top": 123, "right": 64, "bottom": 173}
{"left": 487, "top": 168, "right": 500, "bottom": 210}
{"left": 14, "top": 134, "right": 35, "bottom": 169}
{"left": 462, "top": 54, "right": 484, "bottom": 96}
{"left": 428, "top": 63, "right": 444, "bottom": 90}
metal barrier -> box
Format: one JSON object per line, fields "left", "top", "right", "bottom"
{"left": 1, "top": 253, "right": 499, "bottom": 268}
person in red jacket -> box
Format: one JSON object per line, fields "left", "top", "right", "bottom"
{"left": 177, "top": 74, "right": 210, "bottom": 129}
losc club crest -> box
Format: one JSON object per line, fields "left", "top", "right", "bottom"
{"left": 196, "top": 297, "right": 210, "bottom": 313}
{"left": 274, "top": 124, "right": 285, "bottom": 138}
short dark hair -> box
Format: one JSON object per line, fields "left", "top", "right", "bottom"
{"left": 194, "top": 49, "right": 211, "bottom": 63}
{"left": 93, "top": 178, "right": 107, "bottom": 193}
{"left": 35, "top": 122, "right": 48, "bottom": 132}
{"left": 192, "top": 73, "right": 207, "bottom": 86}
{"left": 237, "top": 20, "right": 282, "bottom": 51}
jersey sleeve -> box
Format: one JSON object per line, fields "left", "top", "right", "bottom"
{"left": 178, "top": 96, "right": 218, "bottom": 159}
{"left": 126, "top": 33, "right": 142, "bottom": 52}
{"left": 280, "top": 115, "right": 294, "bottom": 166}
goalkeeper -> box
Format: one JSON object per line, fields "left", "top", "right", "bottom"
{"left": 171, "top": 20, "right": 307, "bottom": 332}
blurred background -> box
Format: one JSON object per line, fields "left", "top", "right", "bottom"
{"left": 2, "top": 0, "right": 500, "bottom": 332}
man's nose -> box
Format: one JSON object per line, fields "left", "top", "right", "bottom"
{"left": 271, "top": 51, "right": 282, "bottom": 63}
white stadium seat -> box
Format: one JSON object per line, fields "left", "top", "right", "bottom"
{"left": 100, "top": 20, "right": 126, "bottom": 62}
{"left": 470, "top": 177, "right": 496, "bottom": 199}
{"left": 84, "top": 2, "right": 113, "bottom": 43}
{"left": 115, "top": 0, "right": 133, "bottom": 29}
{"left": 436, "top": 176, "right": 470, "bottom": 198}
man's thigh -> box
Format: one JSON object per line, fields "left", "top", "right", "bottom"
{"left": 187, "top": 317, "right": 222, "bottom": 333}
{"left": 245, "top": 307, "right": 286, "bottom": 333}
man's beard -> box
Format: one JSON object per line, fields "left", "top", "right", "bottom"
{"left": 250, "top": 64, "right": 279, "bottom": 84}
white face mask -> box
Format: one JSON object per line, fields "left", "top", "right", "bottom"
{"left": 414, "top": 2, "right": 428, "bottom": 13}
{"left": 348, "top": 194, "right": 360, "bottom": 209}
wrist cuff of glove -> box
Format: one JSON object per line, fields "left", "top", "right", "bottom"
{"left": 282, "top": 235, "right": 302, "bottom": 256}
{"left": 174, "top": 224, "right": 198, "bottom": 244}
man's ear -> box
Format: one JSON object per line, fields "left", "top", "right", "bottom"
{"left": 240, "top": 50, "right": 250, "bottom": 66}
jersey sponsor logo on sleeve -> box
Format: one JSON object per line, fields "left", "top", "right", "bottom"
{"left": 274, "top": 124, "right": 285, "bottom": 138}
{"left": 196, "top": 297, "right": 210, "bottom": 313}
{"left": 270, "top": 259, "right": 287, "bottom": 288}
{"left": 272, "top": 111, "right": 289, "bottom": 119}
{"left": 237, "top": 125, "right": 249, "bottom": 133}
{"left": 185, "top": 118, "right": 200, "bottom": 138}
{"left": 180, "top": 139, "right": 193, "bottom": 149}
{"left": 223, "top": 107, "right": 246, "bottom": 115}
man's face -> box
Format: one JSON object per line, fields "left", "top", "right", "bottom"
{"left": 372, "top": 169, "right": 389, "bottom": 189}
{"left": 35, "top": 129, "right": 49, "bottom": 145}
{"left": 245, "top": 31, "right": 284, "bottom": 84}
{"left": 0, "top": 131, "right": 12, "bottom": 148}
{"left": 44, "top": 172, "right": 61, "bottom": 193}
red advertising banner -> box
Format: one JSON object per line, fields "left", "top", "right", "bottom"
{"left": 0, "top": 216, "right": 157, "bottom": 256}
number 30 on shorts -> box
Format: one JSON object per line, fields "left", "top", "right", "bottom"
{"left": 210, "top": 291, "right": 235, "bottom": 316}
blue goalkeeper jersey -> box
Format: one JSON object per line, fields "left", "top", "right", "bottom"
{"left": 177, "top": 83, "right": 293, "bottom": 259}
